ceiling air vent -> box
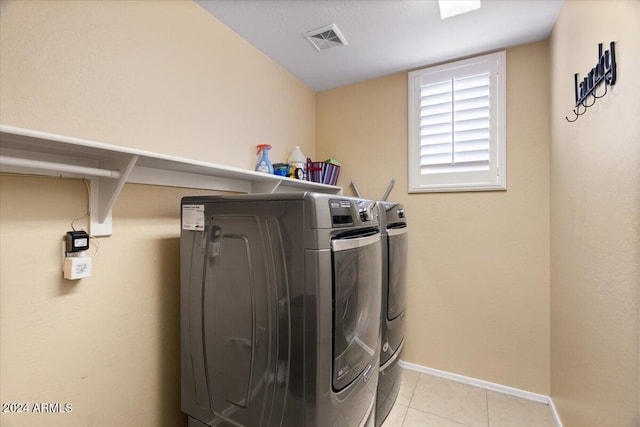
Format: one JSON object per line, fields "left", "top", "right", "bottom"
{"left": 303, "top": 23, "right": 348, "bottom": 51}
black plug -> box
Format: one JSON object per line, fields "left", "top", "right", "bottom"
{"left": 65, "top": 231, "right": 90, "bottom": 253}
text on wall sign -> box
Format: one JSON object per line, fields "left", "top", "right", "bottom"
{"left": 566, "top": 41, "right": 617, "bottom": 123}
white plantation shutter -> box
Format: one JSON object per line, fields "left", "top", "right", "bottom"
{"left": 408, "top": 51, "right": 506, "bottom": 192}
{"left": 420, "top": 74, "right": 490, "bottom": 173}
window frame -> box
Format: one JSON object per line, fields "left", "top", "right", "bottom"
{"left": 408, "top": 50, "right": 507, "bottom": 193}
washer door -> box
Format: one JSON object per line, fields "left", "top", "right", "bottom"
{"left": 387, "top": 226, "right": 408, "bottom": 320}
{"left": 331, "top": 231, "right": 382, "bottom": 391}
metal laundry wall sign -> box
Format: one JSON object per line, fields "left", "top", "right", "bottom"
{"left": 566, "top": 41, "right": 617, "bottom": 122}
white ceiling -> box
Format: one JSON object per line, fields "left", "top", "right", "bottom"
{"left": 195, "top": 0, "right": 564, "bottom": 92}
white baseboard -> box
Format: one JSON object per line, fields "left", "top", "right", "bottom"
{"left": 398, "top": 360, "right": 563, "bottom": 427}
{"left": 548, "top": 396, "right": 564, "bottom": 427}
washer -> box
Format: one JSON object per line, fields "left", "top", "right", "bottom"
{"left": 180, "top": 192, "right": 382, "bottom": 427}
{"left": 375, "top": 202, "right": 408, "bottom": 426}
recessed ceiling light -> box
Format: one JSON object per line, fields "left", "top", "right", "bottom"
{"left": 438, "top": 0, "right": 481, "bottom": 20}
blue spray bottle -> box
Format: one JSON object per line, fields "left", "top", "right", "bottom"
{"left": 255, "top": 144, "right": 274, "bottom": 174}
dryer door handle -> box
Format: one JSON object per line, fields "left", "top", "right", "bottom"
{"left": 331, "top": 233, "right": 380, "bottom": 252}
{"left": 387, "top": 227, "right": 407, "bottom": 237}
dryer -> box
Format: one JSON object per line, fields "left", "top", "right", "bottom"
{"left": 375, "top": 202, "right": 407, "bottom": 426}
{"left": 180, "top": 192, "right": 382, "bottom": 427}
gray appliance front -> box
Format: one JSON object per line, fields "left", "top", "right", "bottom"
{"left": 332, "top": 232, "right": 381, "bottom": 391}
{"left": 378, "top": 203, "right": 407, "bottom": 364}
{"left": 181, "top": 194, "right": 380, "bottom": 427}
{"left": 375, "top": 202, "right": 407, "bottom": 427}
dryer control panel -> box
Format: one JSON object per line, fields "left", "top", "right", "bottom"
{"left": 329, "top": 198, "right": 377, "bottom": 227}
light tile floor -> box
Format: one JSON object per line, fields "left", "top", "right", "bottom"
{"left": 381, "top": 368, "right": 556, "bottom": 427}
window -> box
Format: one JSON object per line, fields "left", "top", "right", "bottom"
{"left": 408, "top": 51, "right": 506, "bottom": 193}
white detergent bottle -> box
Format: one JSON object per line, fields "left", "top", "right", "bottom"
{"left": 288, "top": 146, "right": 307, "bottom": 179}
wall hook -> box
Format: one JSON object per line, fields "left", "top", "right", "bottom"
{"left": 566, "top": 103, "right": 587, "bottom": 123}
{"left": 582, "top": 94, "right": 597, "bottom": 108}
{"left": 565, "top": 112, "right": 578, "bottom": 123}
{"left": 592, "top": 82, "right": 608, "bottom": 99}
{"left": 565, "top": 41, "right": 617, "bottom": 123}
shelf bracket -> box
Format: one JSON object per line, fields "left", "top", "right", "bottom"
{"left": 90, "top": 155, "right": 138, "bottom": 236}
{"left": 250, "top": 179, "right": 281, "bottom": 194}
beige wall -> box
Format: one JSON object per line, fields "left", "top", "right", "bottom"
{"left": 0, "top": 176, "right": 213, "bottom": 427}
{"left": 0, "top": 1, "right": 315, "bottom": 426}
{"left": 549, "top": 1, "right": 640, "bottom": 426}
{"left": 317, "top": 41, "right": 551, "bottom": 394}
{"left": 4, "top": 1, "right": 638, "bottom": 426}
{"left": 0, "top": 0, "right": 315, "bottom": 167}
